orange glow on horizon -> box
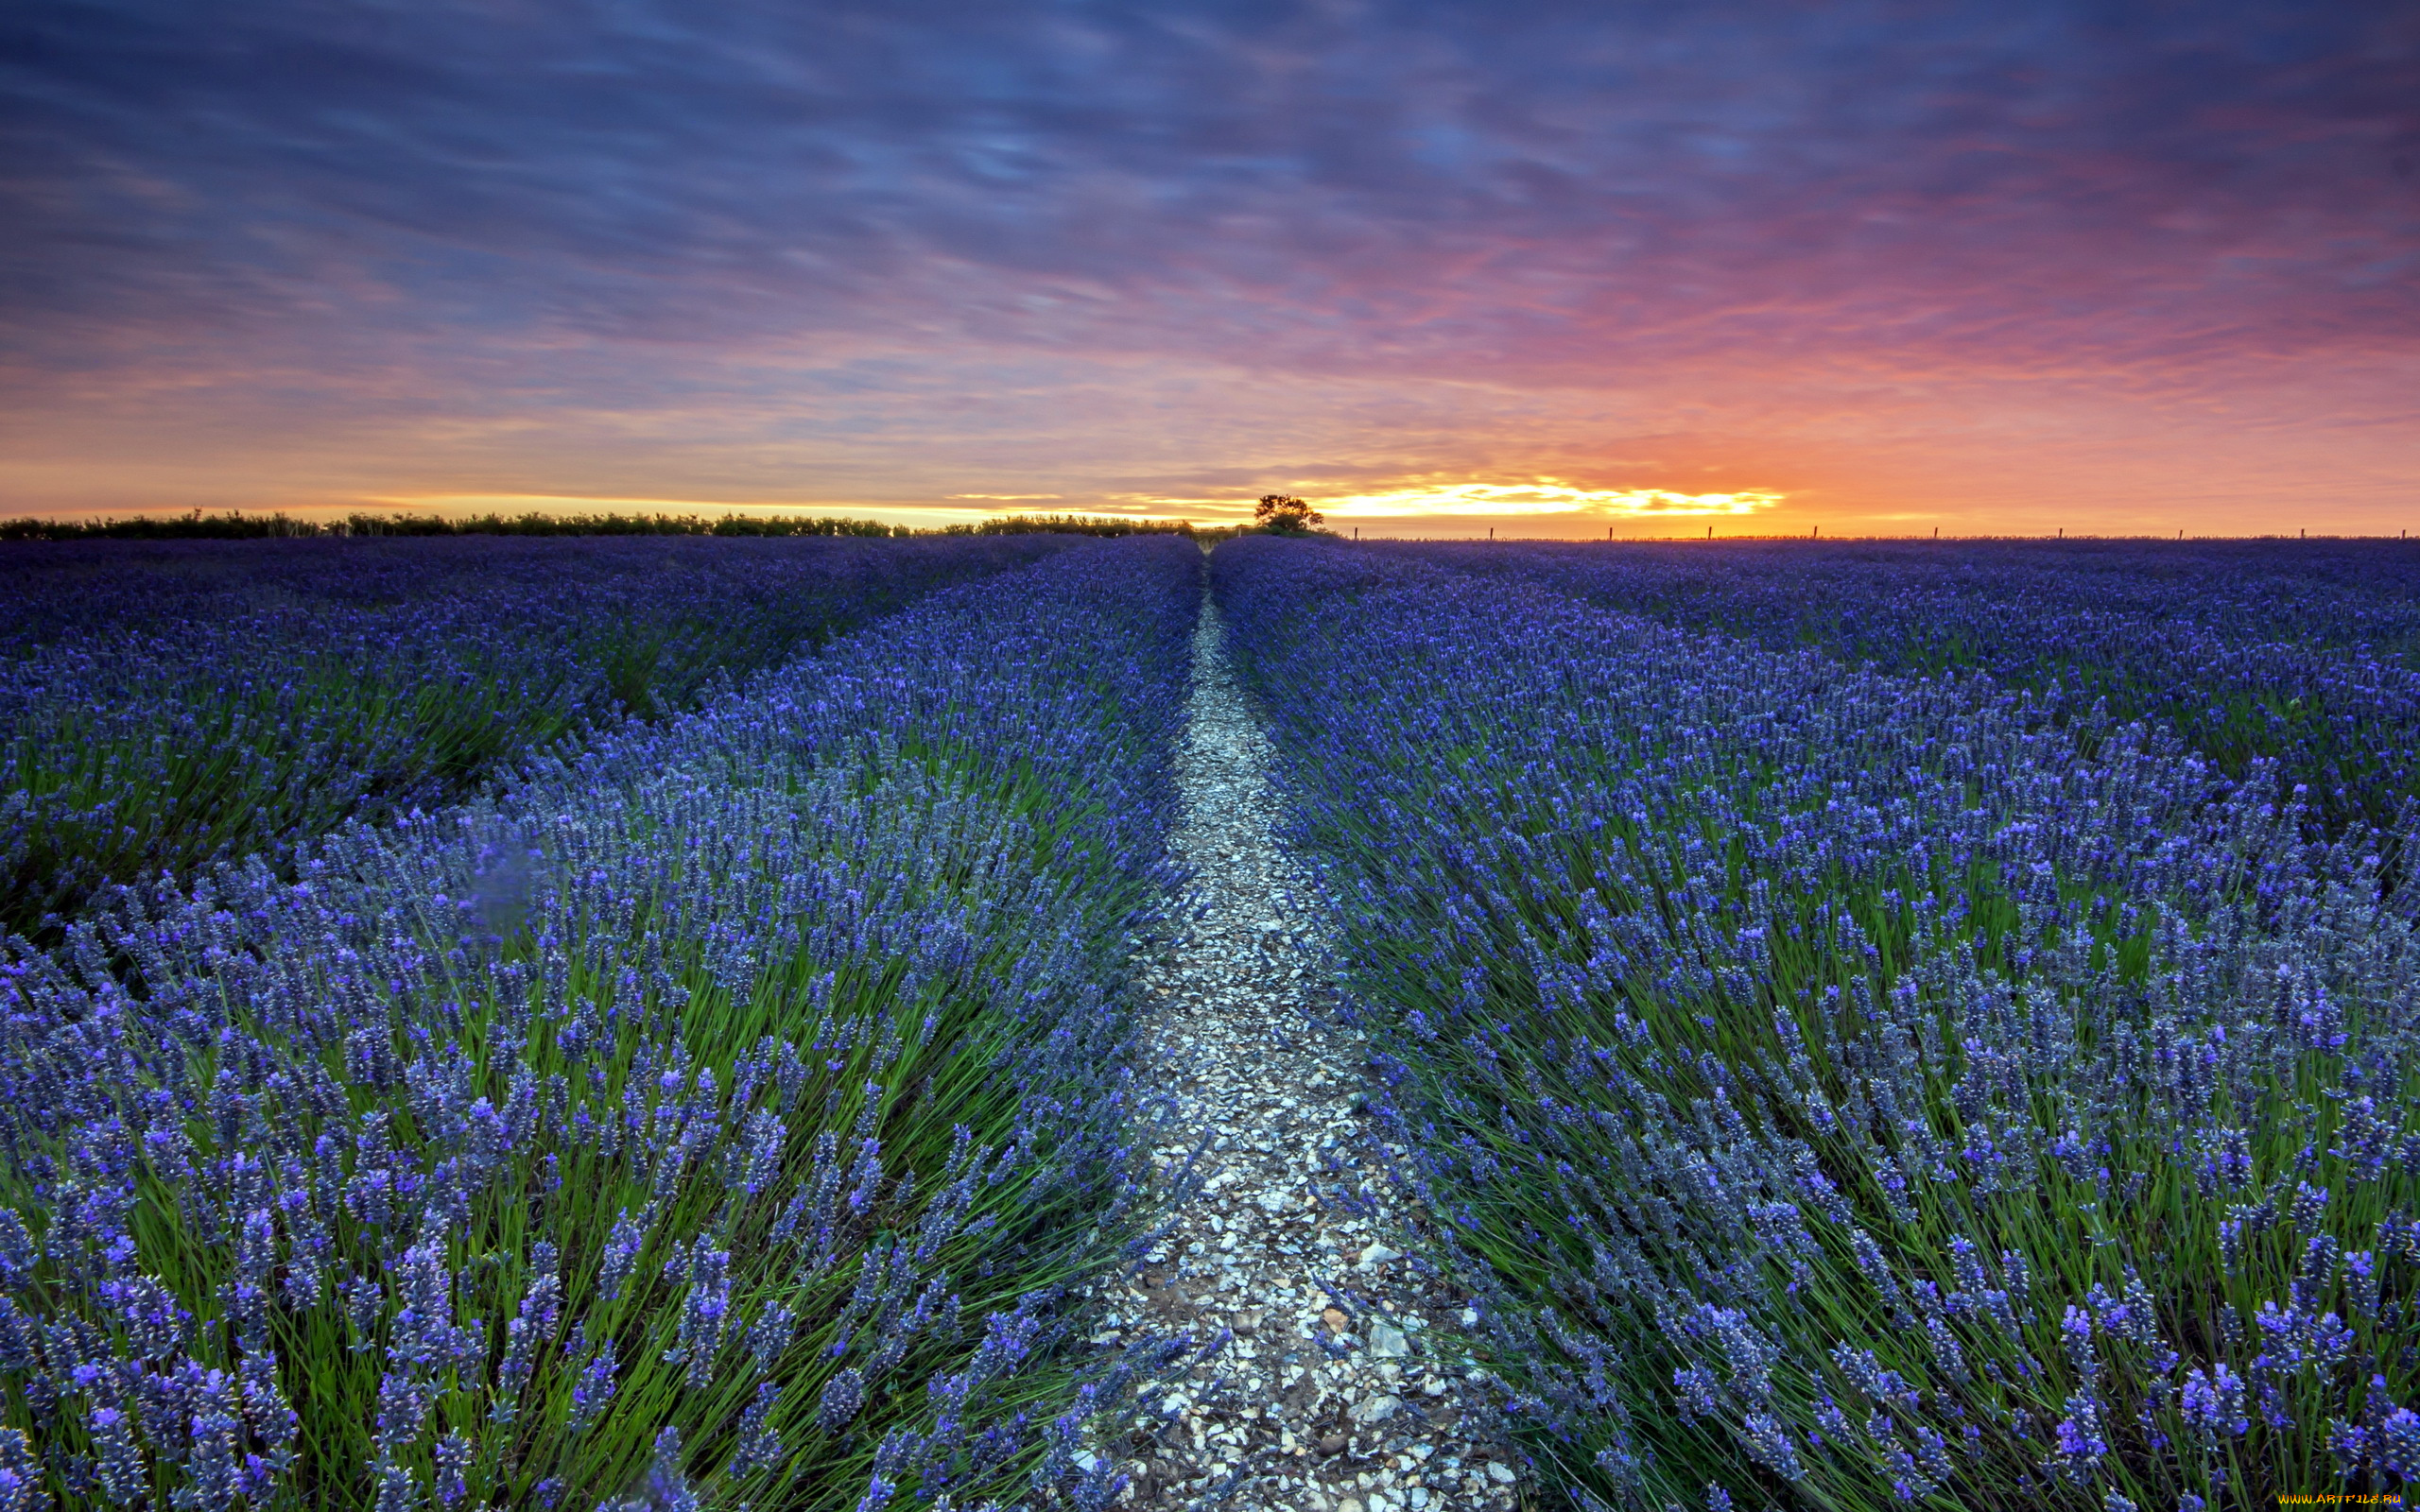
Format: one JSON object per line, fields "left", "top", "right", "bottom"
{"left": 1112, "top": 479, "right": 1787, "bottom": 523}
{"left": 1314, "top": 480, "right": 1784, "bottom": 519}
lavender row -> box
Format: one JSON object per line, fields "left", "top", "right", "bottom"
{"left": 0, "top": 535, "right": 1068, "bottom": 936}
{"left": 1215, "top": 538, "right": 2420, "bottom": 1509}
{"left": 1376, "top": 540, "right": 2420, "bottom": 836}
{"left": 0, "top": 536, "right": 1201, "bottom": 1511}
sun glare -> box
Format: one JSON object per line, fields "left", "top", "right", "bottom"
{"left": 1316, "top": 480, "right": 1783, "bottom": 518}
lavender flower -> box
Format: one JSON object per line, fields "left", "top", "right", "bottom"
{"left": 730, "top": 1382, "right": 783, "bottom": 1478}
{"left": 433, "top": 1430, "right": 471, "bottom": 1507}
{"left": 2376, "top": 1406, "right": 2420, "bottom": 1480}
{"left": 1738, "top": 1411, "right": 1805, "bottom": 1481}
{"left": 0, "top": 1431, "right": 45, "bottom": 1512}
{"left": 597, "top": 1211, "right": 646, "bottom": 1302}
{"left": 2049, "top": 1395, "right": 2108, "bottom": 1485}
{"left": 2060, "top": 1305, "right": 2099, "bottom": 1383}
{"left": 565, "top": 1340, "right": 618, "bottom": 1436}
{"left": 820, "top": 1367, "right": 868, "bottom": 1434}
{"left": 666, "top": 1247, "right": 731, "bottom": 1389}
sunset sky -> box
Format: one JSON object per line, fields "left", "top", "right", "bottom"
{"left": 3, "top": 2, "right": 2414, "bottom": 537}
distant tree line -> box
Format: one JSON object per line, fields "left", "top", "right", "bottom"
{"left": 932, "top": 513, "right": 1236, "bottom": 540}
{"left": 0, "top": 508, "right": 1240, "bottom": 541}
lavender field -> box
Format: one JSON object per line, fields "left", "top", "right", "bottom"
{"left": 1, "top": 536, "right": 1196, "bottom": 1511}
{"left": 0, "top": 535, "right": 1072, "bottom": 937}
{"left": 1, "top": 533, "right": 2415, "bottom": 1511}
{"left": 1217, "top": 537, "right": 2420, "bottom": 1511}
{"left": 1383, "top": 539, "right": 2420, "bottom": 836}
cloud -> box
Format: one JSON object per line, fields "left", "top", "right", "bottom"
{"left": 1, "top": 1, "right": 2412, "bottom": 528}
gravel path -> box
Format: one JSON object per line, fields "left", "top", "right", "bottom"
{"left": 1098, "top": 592, "right": 1519, "bottom": 1512}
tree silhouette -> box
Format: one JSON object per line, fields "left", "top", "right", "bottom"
{"left": 1253, "top": 495, "right": 1323, "bottom": 536}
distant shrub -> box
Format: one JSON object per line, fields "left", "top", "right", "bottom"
{"left": 0, "top": 510, "right": 326, "bottom": 541}
{"left": 0, "top": 511, "right": 910, "bottom": 541}
{"left": 0, "top": 510, "right": 1245, "bottom": 542}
